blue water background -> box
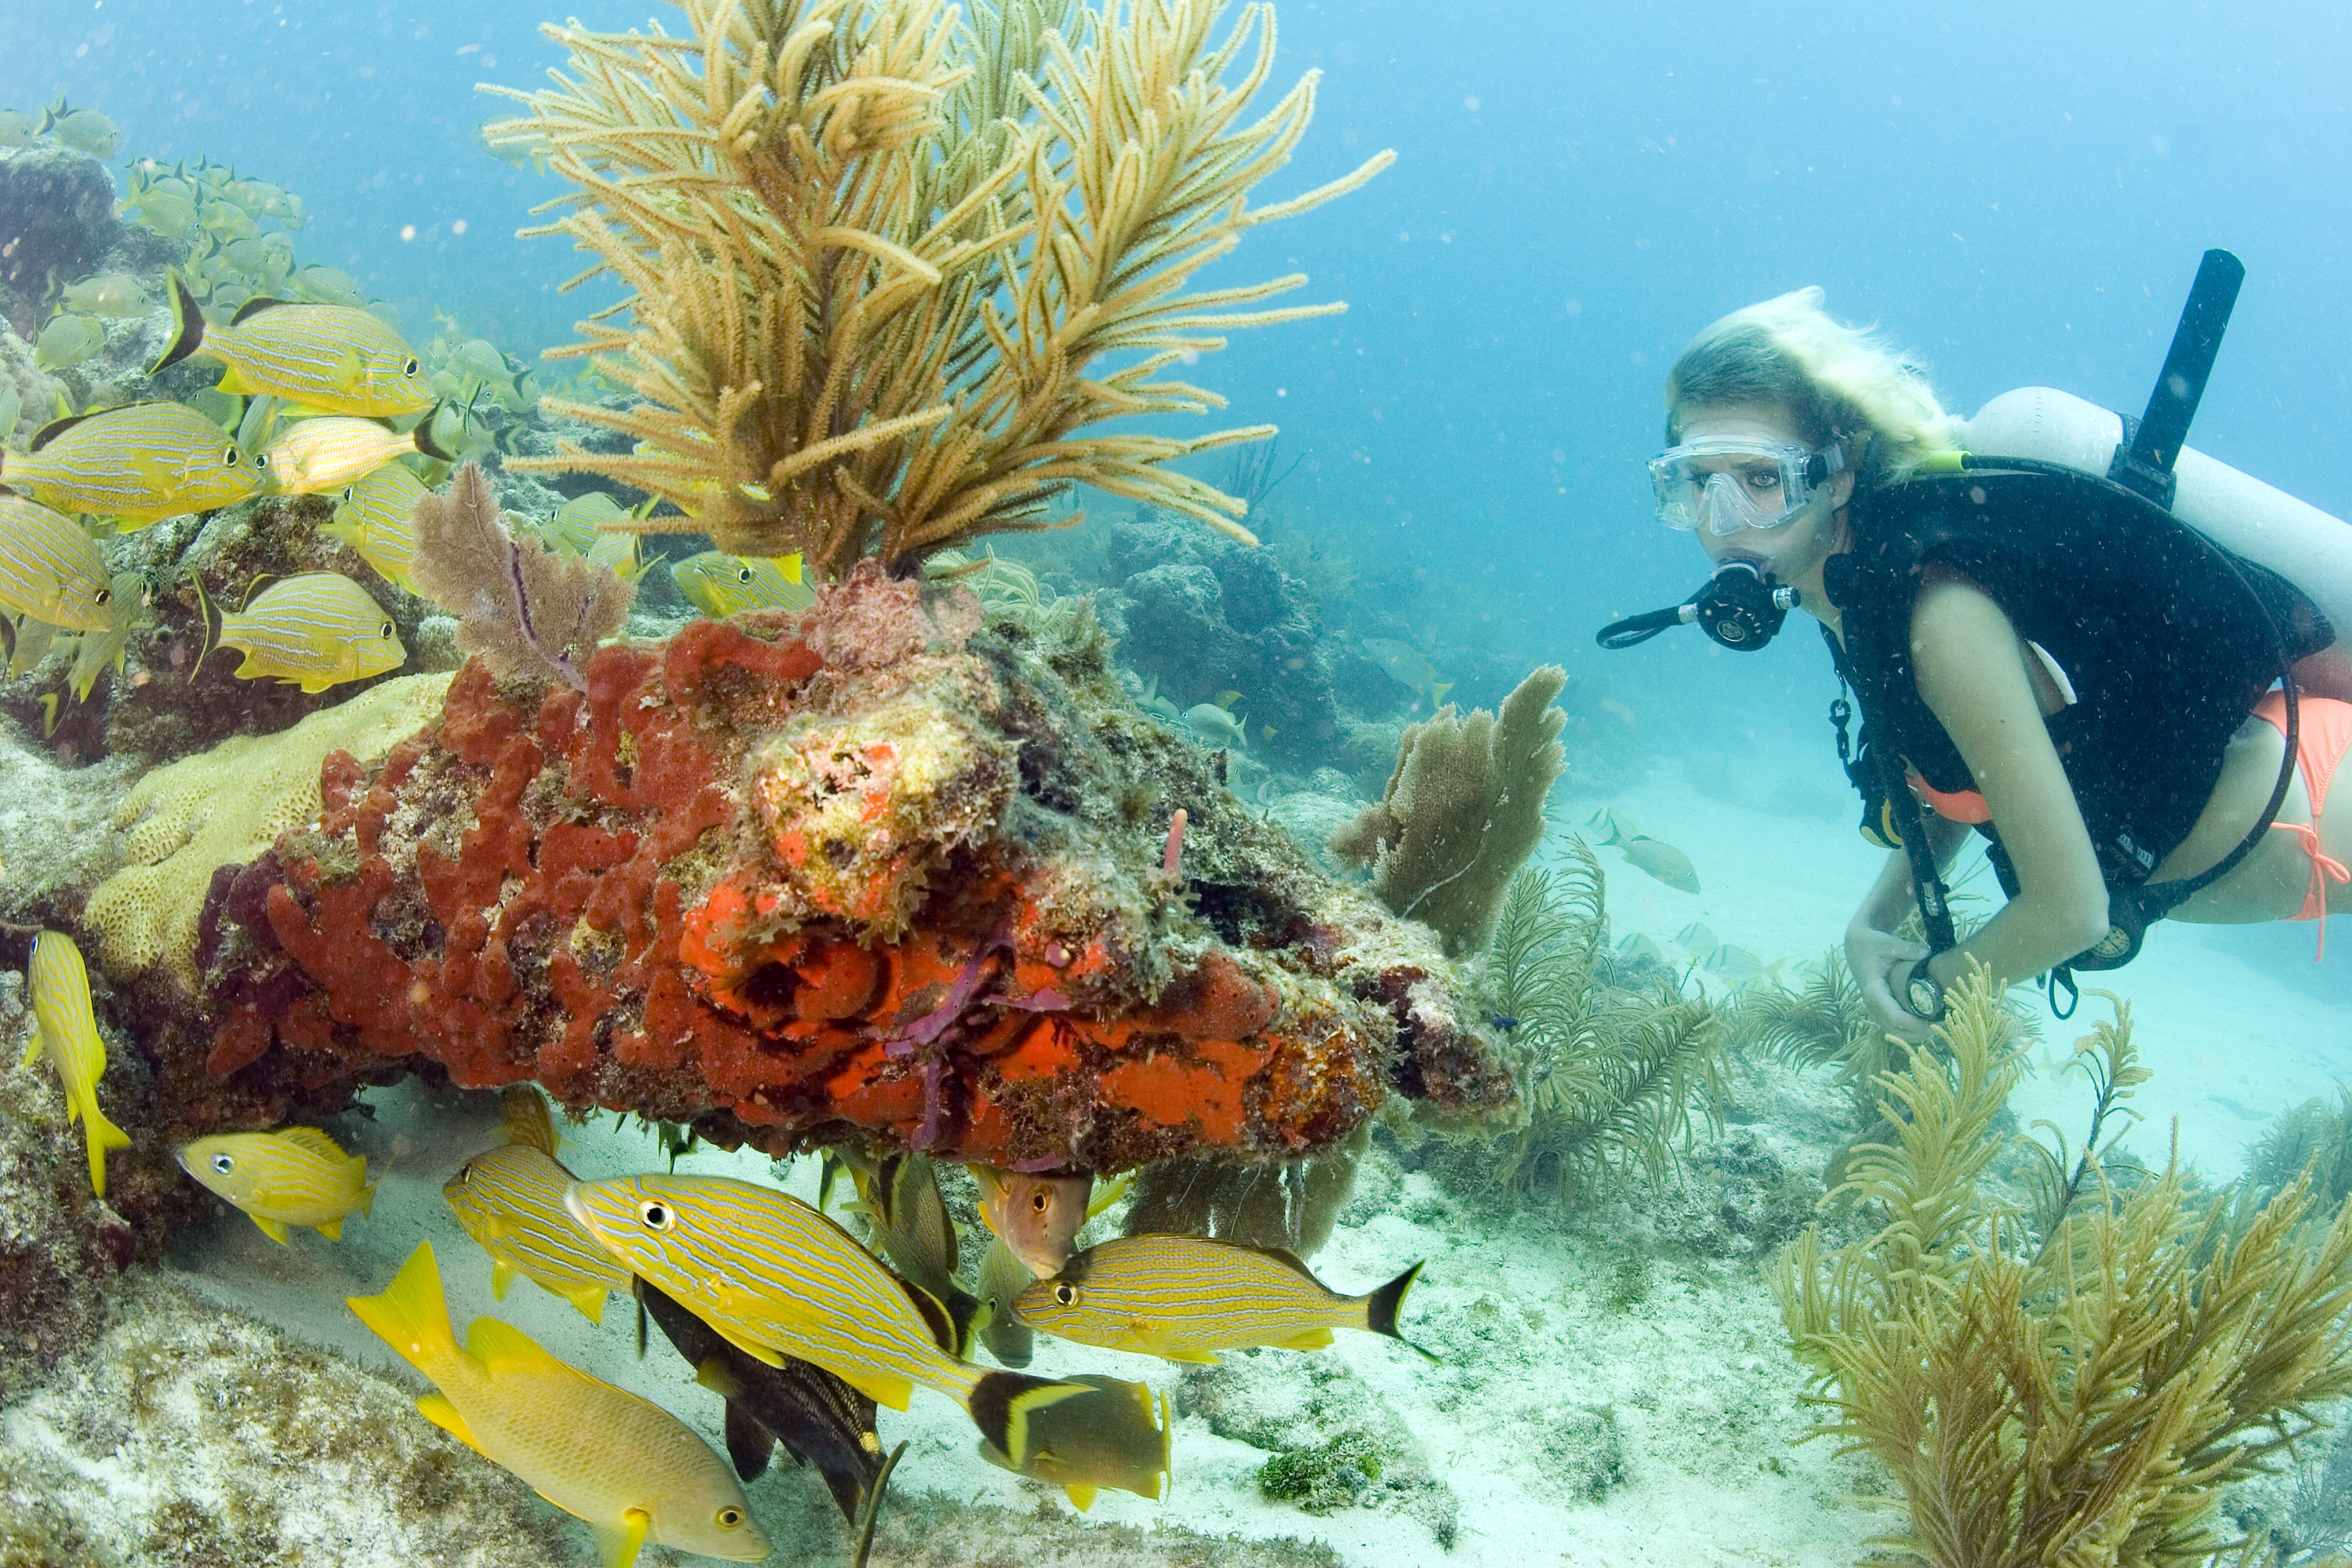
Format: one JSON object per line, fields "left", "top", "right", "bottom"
{"left": 5, "top": 0, "right": 2347, "bottom": 972}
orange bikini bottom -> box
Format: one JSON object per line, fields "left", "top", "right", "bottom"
{"left": 2253, "top": 691, "right": 2351, "bottom": 953}
{"left": 1901, "top": 693, "right": 2351, "bottom": 956}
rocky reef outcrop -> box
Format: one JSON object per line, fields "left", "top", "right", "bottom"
{"left": 158, "top": 572, "right": 1513, "bottom": 1172}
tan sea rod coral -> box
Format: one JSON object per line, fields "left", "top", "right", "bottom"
{"left": 487, "top": 0, "right": 1391, "bottom": 573}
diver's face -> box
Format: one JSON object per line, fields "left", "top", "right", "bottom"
{"left": 1672, "top": 402, "right": 1853, "bottom": 593}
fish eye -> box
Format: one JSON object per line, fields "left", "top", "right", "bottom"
{"left": 1029, "top": 1192, "right": 1050, "bottom": 1213}
{"left": 639, "top": 1200, "right": 674, "bottom": 1230}
{"left": 1052, "top": 1281, "right": 1078, "bottom": 1306}
{"left": 221, "top": 445, "right": 238, "bottom": 465}
{"left": 94, "top": 586, "right": 111, "bottom": 605}
{"left": 403, "top": 357, "right": 419, "bottom": 375}
{"left": 379, "top": 621, "right": 394, "bottom": 637}
{"left": 715, "top": 1508, "right": 744, "bottom": 1529}
{"left": 735, "top": 567, "right": 753, "bottom": 583}
{"left": 211, "top": 1153, "right": 234, "bottom": 1174}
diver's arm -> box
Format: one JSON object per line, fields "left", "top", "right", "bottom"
{"left": 1907, "top": 570, "right": 2111, "bottom": 996}
{"left": 1845, "top": 818, "right": 1971, "bottom": 1030}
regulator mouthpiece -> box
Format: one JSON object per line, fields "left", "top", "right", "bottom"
{"left": 1596, "top": 561, "right": 1799, "bottom": 652}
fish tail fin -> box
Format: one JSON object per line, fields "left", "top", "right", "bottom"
{"left": 80, "top": 1101, "right": 132, "bottom": 1199}
{"left": 1363, "top": 1259, "right": 1439, "bottom": 1362}
{"left": 966, "top": 1372, "right": 1091, "bottom": 1471}
{"left": 412, "top": 403, "right": 454, "bottom": 463}
{"left": 150, "top": 270, "right": 207, "bottom": 376}
{"left": 190, "top": 572, "right": 222, "bottom": 681}
{"left": 347, "top": 1241, "right": 456, "bottom": 1377}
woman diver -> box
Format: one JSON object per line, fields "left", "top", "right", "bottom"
{"left": 1618, "top": 274, "right": 2352, "bottom": 1042}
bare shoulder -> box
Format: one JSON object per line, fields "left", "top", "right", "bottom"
{"left": 1907, "top": 563, "right": 2027, "bottom": 710}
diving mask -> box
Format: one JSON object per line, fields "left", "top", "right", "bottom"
{"left": 1649, "top": 437, "right": 1845, "bottom": 535}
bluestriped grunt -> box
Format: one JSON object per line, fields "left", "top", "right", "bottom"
{"left": 565, "top": 1174, "right": 1145, "bottom": 1487}
{"left": 444, "top": 1087, "right": 632, "bottom": 1323}
{"left": 668, "top": 550, "right": 812, "bottom": 620}
{"left": 178, "top": 1125, "right": 374, "bottom": 1243}
{"left": 24, "top": 932, "right": 133, "bottom": 1198}
{"left": 151, "top": 272, "right": 434, "bottom": 417}
{"left": 323, "top": 463, "right": 428, "bottom": 589}
{"left": 1014, "top": 1234, "right": 1435, "bottom": 1364}
{"left": 349, "top": 1243, "right": 768, "bottom": 1568}
{"left": 0, "top": 403, "right": 263, "bottom": 521}
{"left": 263, "top": 415, "right": 446, "bottom": 495}
{"left": 193, "top": 570, "right": 403, "bottom": 692}
{"left": 0, "top": 492, "right": 114, "bottom": 631}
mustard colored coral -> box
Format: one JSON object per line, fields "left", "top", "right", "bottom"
{"left": 85, "top": 675, "right": 452, "bottom": 988}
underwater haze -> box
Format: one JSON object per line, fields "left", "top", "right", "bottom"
{"left": 4, "top": 0, "right": 2352, "bottom": 1563}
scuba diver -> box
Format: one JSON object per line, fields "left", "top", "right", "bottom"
{"left": 1600, "top": 256, "right": 2352, "bottom": 1042}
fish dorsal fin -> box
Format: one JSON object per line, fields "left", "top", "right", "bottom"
{"left": 230, "top": 296, "right": 294, "bottom": 326}
{"left": 465, "top": 1316, "right": 560, "bottom": 1374}
{"left": 274, "top": 1125, "right": 347, "bottom": 1162}
{"left": 31, "top": 411, "right": 96, "bottom": 452}
{"left": 499, "top": 1084, "right": 558, "bottom": 1155}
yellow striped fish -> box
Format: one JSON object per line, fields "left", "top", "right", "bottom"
{"left": 0, "top": 403, "right": 263, "bottom": 521}
{"left": 263, "top": 416, "right": 446, "bottom": 496}
{"left": 349, "top": 1243, "right": 768, "bottom": 1568}
{"left": 24, "top": 932, "right": 133, "bottom": 1198}
{"left": 0, "top": 492, "right": 114, "bottom": 630}
{"left": 193, "top": 570, "right": 403, "bottom": 692}
{"left": 177, "top": 1125, "right": 375, "bottom": 1243}
{"left": 151, "top": 272, "right": 434, "bottom": 417}
{"left": 444, "top": 1087, "right": 632, "bottom": 1323}
{"left": 566, "top": 1174, "right": 1126, "bottom": 1479}
{"left": 1014, "top": 1235, "right": 1435, "bottom": 1364}
{"left": 323, "top": 462, "right": 427, "bottom": 589}
{"left": 669, "top": 551, "right": 813, "bottom": 620}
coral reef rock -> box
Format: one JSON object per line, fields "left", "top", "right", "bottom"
{"left": 176, "top": 570, "right": 1513, "bottom": 1170}
{"left": 1097, "top": 510, "right": 1348, "bottom": 774}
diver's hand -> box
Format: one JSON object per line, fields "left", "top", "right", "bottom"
{"left": 1846, "top": 923, "right": 1933, "bottom": 1044}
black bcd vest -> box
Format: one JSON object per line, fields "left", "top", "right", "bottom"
{"left": 1820, "top": 459, "right": 2332, "bottom": 902}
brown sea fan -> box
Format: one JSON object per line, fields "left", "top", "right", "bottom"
{"left": 408, "top": 462, "right": 635, "bottom": 690}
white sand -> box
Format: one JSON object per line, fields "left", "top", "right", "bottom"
{"left": 116, "top": 760, "right": 2337, "bottom": 1566}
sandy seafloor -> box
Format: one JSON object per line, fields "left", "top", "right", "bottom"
{"left": 5, "top": 755, "right": 2341, "bottom": 1568}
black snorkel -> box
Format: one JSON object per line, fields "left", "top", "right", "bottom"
{"left": 1597, "top": 561, "right": 1802, "bottom": 652}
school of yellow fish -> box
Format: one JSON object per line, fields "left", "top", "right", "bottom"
{"left": 132, "top": 1073, "right": 1436, "bottom": 1566}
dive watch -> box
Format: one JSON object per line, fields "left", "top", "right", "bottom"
{"left": 1896, "top": 958, "right": 1947, "bottom": 1024}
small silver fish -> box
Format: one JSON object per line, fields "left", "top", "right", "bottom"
{"left": 1594, "top": 811, "right": 1700, "bottom": 894}
{"left": 59, "top": 273, "right": 151, "bottom": 319}
{"left": 1182, "top": 702, "right": 1249, "bottom": 750}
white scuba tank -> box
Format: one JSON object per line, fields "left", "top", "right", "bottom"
{"left": 1957, "top": 386, "right": 2352, "bottom": 699}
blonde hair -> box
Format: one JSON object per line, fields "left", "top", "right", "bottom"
{"left": 1664, "top": 287, "right": 1957, "bottom": 476}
